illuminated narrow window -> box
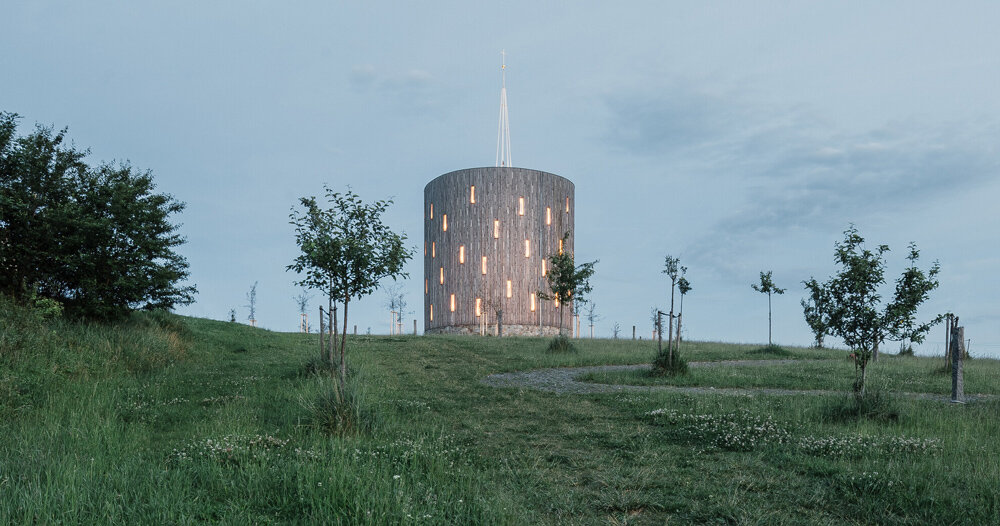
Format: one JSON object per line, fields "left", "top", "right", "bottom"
{"left": 424, "top": 279, "right": 428, "bottom": 294}
{"left": 530, "top": 293, "right": 536, "bottom": 312}
{"left": 546, "top": 207, "right": 551, "bottom": 226}
{"left": 565, "top": 197, "right": 570, "bottom": 213}
{"left": 475, "top": 298, "right": 482, "bottom": 317}
{"left": 493, "top": 220, "right": 500, "bottom": 239}
{"left": 429, "top": 203, "right": 433, "bottom": 219}
{"left": 449, "top": 294, "right": 456, "bottom": 312}
{"left": 424, "top": 242, "right": 427, "bottom": 256}
{"left": 559, "top": 238, "right": 564, "bottom": 255}
{"left": 439, "top": 267, "right": 444, "bottom": 285}
{"left": 432, "top": 242, "right": 436, "bottom": 258}
{"left": 524, "top": 239, "right": 530, "bottom": 258}
{"left": 442, "top": 214, "right": 448, "bottom": 232}
{"left": 554, "top": 297, "right": 560, "bottom": 307}
{"left": 430, "top": 304, "right": 434, "bottom": 321}
{"left": 506, "top": 280, "right": 512, "bottom": 298}
{"left": 481, "top": 256, "right": 487, "bottom": 275}
{"left": 518, "top": 196, "right": 525, "bottom": 216}
{"left": 459, "top": 245, "right": 465, "bottom": 264}
{"left": 470, "top": 185, "right": 476, "bottom": 203}
{"left": 542, "top": 259, "right": 547, "bottom": 276}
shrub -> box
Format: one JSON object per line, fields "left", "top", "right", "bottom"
{"left": 651, "top": 350, "right": 688, "bottom": 376}
{"left": 824, "top": 389, "right": 900, "bottom": 423}
{"left": 749, "top": 344, "right": 792, "bottom": 356}
{"left": 547, "top": 334, "right": 576, "bottom": 353}
{"left": 304, "top": 376, "right": 376, "bottom": 436}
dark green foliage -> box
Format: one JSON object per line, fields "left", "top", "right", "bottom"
{"left": 539, "top": 232, "right": 597, "bottom": 335}
{"left": 0, "top": 113, "right": 194, "bottom": 320}
{"left": 749, "top": 344, "right": 792, "bottom": 356}
{"left": 813, "top": 225, "right": 941, "bottom": 397}
{"left": 546, "top": 333, "right": 576, "bottom": 353}
{"left": 801, "top": 277, "right": 831, "bottom": 348}
{"left": 308, "top": 376, "right": 375, "bottom": 436}
{"left": 824, "top": 389, "right": 900, "bottom": 423}
{"left": 651, "top": 348, "right": 688, "bottom": 376}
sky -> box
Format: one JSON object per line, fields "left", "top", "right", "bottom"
{"left": 3, "top": 2, "right": 998, "bottom": 357}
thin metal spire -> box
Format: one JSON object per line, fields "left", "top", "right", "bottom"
{"left": 496, "top": 50, "right": 512, "bottom": 168}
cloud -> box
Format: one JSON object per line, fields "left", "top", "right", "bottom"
{"left": 601, "top": 84, "right": 1000, "bottom": 278}
{"left": 350, "top": 64, "right": 438, "bottom": 110}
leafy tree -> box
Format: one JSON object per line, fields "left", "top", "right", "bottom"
{"left": 0, "top": 112, "right": 195, "bottom": 319}
{"left": 801, "top": 278, "right": 831, "bottom": 348}
{"left": 819, "top": 226, "right": 941, "bottom": 397}
{"left": 288, "top": 187, "right": 412, "bottom": 385}
{"left": 751, "top": 270, "right": 785, "bottom": 346}
{"left": 539, "top": 232, "right": 597, "bottom": 337}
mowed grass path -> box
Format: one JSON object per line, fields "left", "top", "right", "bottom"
{"left": 3, "top": 310, "right": 999, "bottom": 524}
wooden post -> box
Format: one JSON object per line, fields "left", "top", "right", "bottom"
{"left": 632, "top": 325, "right": 636, "bottom": 340}
{"left": 413, "top": 319, "right": 417, "bottom": 335}
{"left": 951, "top": 325, "right": 965, "bottom": 403}
{"left": 353, "top": 325, "right": 357, "bottom": 335}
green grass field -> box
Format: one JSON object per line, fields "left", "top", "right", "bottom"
{"left": 2, "top": 300, "right": 998, "bottom": 524}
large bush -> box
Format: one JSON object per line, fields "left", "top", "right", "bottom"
{"left": 0, "top": 112, "right": 195, "bottom": 319}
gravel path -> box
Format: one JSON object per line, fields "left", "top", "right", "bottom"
{"left": 481, "top": 359, "right": 994, "bottom": 402}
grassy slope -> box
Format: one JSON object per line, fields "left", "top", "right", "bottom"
{"left": 2, "top": 304, "right": 998, "bottom": 525}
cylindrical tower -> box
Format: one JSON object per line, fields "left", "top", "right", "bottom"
{"left": 424, "top": 167, "right": 575, "bottom": 336}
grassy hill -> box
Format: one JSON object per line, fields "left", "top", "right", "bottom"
{"left": 2, "top": 299, "right": 999, "bottom": 524}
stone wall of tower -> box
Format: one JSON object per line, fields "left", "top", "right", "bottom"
{"left": 424, "top": 167, "right": 575, "bottom": 335}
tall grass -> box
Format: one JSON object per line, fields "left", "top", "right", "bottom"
{"left": 3, "top": 299, "right": 999, "bottom": 524}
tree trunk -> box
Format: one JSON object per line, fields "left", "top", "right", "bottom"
{"left": 767, "top": 292, "right": 772, "bottom": 345}
{"left": 319, "top": 306, "right": 325, "bottom": 363}
{"left": 341, "top": 292, "right": 349, "bottom": 384}
{"left": 668, "top": 282, "right": 676, "bottom": 364}
{"left": 676, "top": 312, "right": 682, "bottom": 347}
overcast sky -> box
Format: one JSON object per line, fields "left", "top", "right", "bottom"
{"left": 4, "top": 2, "right": 998, "bottom": 356}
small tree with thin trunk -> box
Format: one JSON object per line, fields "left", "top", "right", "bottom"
{"left": 584, "top": 301, "right": 600, "bottom": 338}
{"left": 539, "top": 232, "right": 596, "bottom": 347}
{"left": 612, "top": 322, "right": 621, "bottom": 340}
{"left": 245, "top": 281, "right": 258, "bottom": 327}
{"left": 752, "top": 271, "right": 785, "bottom": 346}
{"left": 676, "top": 274, "right": 691, "bottom": 344}
{"left": 662, "top": 256, "right": 681, "bottom": 364}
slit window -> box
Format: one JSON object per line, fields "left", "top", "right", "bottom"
{"left": 530, "top": 293, "right": 536, "bottom": 312}
{"left": 554, "top": 297, "right": 560, "bottom": 307}
{"left": 475, "top": 298, "right": 482, "bottom": 317}
{"left": 470, "top": 185, "right": 476, "bottom": 203}
{"left": 430, "top": 304, "right": 434, "bottom": 321}
{"left": 518, "top": 196, "right": 525, "bottom": 216}
{"left": 442, "top": 214, "right": 448, "bottom": 232}
{"left": 432, "top": 242, "right": 435, "bottom": 258}
{"left": 429, "top": 203, "right": 433, "bottom": 219}
{"left": 565, "top": 197, "right": 570, "bottom": 213}
{"left": 493, "top": 220, "right": 500, "bottom": 239}
{"left": 559, "top": 239, "right": 564, "bottom": 255}
{"left": 506, "top": 280, "right": 512, "bottom": 298}
{"left": 546, "top": 207, "right": 551, "bottom": 226}
{"left": 450, "top": 294, "right": 456, "bottom": 312}
{"left": 424, "top": 279, "right": 428, "bottom": 294}
{"left": 481, "top": 256, "right": 487, "bottom": 275}
{"left": 439, "top": 267, "right": 444, "bottom": 285}
{"left": 524, "top": 239, "right": 530, "bottom": 258}
{"left": 542, "top": 259, "right": 547, "bottom": 276}
{"left": 459, "top": 245, "right": 465, "bottom": 264}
